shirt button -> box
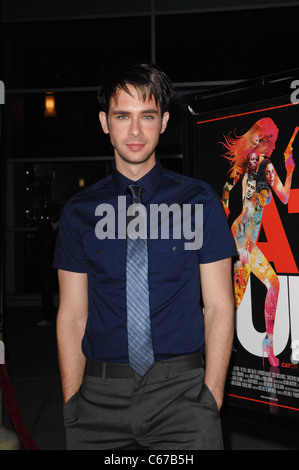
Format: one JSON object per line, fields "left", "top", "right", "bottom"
{"left": 96, "top": 249, "right": 100, "bottom": 254}
{"left": 172, "top": 246, "right": 178, "bottom": 252}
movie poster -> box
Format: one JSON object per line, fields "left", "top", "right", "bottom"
{"left": 195, "top": 96, "right": 299, "bottom": 417}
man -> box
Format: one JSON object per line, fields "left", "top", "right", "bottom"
{"left": 241, "top": 150, "right": 260, "bottom": 202}
{"left": 53, "top": 63, "right": 237, "bottom": 450}
{"left": 244, "top": 174, "right": 257, "bottom": 201}
{"left": 246, "top": 150, "right": 260, "bottom": 175}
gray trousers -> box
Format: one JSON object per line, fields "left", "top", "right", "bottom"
{"left": 63, "top": 354, "right": 223, "bottom": 450}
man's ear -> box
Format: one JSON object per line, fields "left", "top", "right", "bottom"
{"left": 160, "top": 112, "right": 170, "bottom": 134}
{"left": 99, "top": 111, "right": 109, "bottom": 134}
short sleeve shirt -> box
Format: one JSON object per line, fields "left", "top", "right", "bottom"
{"left": 53, "top": 160, "right": 237, "bottom": 363}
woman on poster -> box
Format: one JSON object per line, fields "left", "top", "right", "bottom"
{"left": 232, "top": 178, "right": 279, "bottom": 366}
{"left": 221, "top": 117, "right": 295, "bottom": 209}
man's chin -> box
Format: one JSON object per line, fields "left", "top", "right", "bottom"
{"left": 118, "top": 152, "right": 155, "bottom": 165}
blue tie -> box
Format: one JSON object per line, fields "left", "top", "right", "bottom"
{"left": 126, "top": 184, "right": 154, "bottom": 376}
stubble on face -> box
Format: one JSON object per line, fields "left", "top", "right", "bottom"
{"left": 99, "top": 85, "right": 169, "bottom": 179}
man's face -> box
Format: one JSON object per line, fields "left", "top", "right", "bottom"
{"left": 245, "top": 179, "right": 256, "bottom": 199}
{"left": 99, "top": 85, "right": 169, "bottom": 172}
{"left": 257, "top": 189, "right": 268, "bottom": 208}
{"left": 247, "top": 152, "right": 259, "bottom": 173}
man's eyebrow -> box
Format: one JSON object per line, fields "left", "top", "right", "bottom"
{"left": 141, "top": 109, "right": 159, "bottom": 114}
{"left": 111, "top": 109, "right": 159, "bottom": 115}
{"left": 111, "top": 110, "right": 129, "bottom": 115}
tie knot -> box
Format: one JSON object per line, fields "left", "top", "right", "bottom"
{"left": 127, "top": 184, "right": 143, "bottom": 204}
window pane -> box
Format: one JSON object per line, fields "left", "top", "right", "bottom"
{"left": 156, "top": 8, "right": 299, "bottom": 82}
{"left": 4, "top": 91, "right": 111, "bottom": 158}
{"left": 4, "top": 89, "right": 182, "bottom": 159}
{"left": 4, "top": 17, "right": 151, "bottom": 88}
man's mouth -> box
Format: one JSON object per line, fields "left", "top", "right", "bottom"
{"left": 126, "top": 143, "right": 145, "bottom": 151}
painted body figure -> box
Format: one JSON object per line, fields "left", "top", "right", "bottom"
{"left": 221, "top": 118, "right": 296, "bottom": 367}
{"left": 232, "top": 181, "right": 279, "bottom": 366}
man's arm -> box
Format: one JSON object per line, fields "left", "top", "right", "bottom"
{"left": 56, "top": 269, "right": 88, "bottom": 408}
{"left": 199, "top": 257, "right": 235, "bottom": 410}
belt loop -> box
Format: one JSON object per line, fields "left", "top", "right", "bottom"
{"left": 102, "top": 363, "right": 107, "bottom": 379}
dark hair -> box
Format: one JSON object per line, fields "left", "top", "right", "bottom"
{"left": 246, "top": 173, "right": 257, "bottom": 183}
{"left": 256, "top": 158, "right": 271, "bottom": 183}
{"left": 98, "top": 63, "right": 174, "bottom": 115}
{"left": 246, "top": 149, "right": 259, "bottom": 161}
{"left": 256, "top": 180, "right": 269, "bottom": 193}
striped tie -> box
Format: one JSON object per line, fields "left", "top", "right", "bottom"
{"left": 126, "top": 184, "right": 154, "bottom": 376}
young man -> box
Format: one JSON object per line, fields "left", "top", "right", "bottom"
{"left": 53, "top": 63, "right": 237, "bottom": 450}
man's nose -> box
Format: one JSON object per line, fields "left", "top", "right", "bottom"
{"left": 129, "top": 118, "right": 142, "bottom": 136}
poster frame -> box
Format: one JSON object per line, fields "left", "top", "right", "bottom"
{"left": 182, "top": 68, "right": 299, "bottom": 421}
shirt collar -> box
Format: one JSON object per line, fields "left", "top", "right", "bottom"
{"left": 112, "top": 158, "right": 163, "bottom": 203}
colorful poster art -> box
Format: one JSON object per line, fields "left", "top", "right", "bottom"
{"left": 195, "top": 97, "right": 299, "bottom": 417}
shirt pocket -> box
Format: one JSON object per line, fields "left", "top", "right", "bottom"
{"left": 84, "top": 238, "right": 119, "bottom": 285}
{"left": 150, "top": 238, "right": 193, "bottom": 283}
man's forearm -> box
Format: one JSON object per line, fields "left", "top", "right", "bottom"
{"left": 57, "top": 310, "right": 87, "bottom": 407}
{"left": 203, "top": 303, "right": 234, "bottom": 410}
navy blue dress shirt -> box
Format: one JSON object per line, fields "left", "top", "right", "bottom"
{"left": 53, "top": 160, "right": 237, "bottom": 363}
